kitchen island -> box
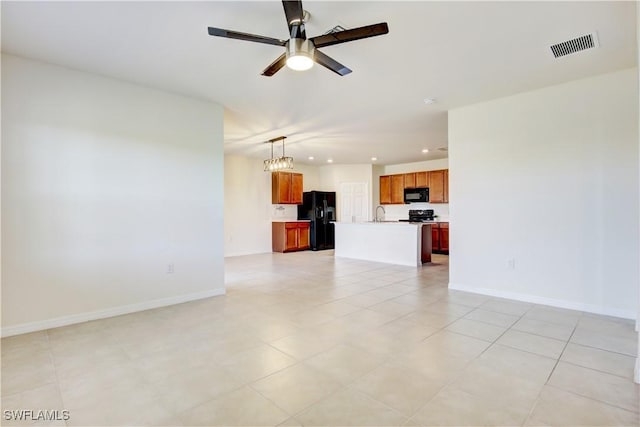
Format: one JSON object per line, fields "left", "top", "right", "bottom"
{"left": 334, "top": 222, "right": 432, "bottom": 267}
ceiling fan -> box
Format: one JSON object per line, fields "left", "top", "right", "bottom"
{"left": 207, "top": 0, "right": 389, "bottom": 76}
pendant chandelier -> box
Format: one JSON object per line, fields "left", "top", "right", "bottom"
{"left": 264, "top": 136, "right": 294, "bottom": 172}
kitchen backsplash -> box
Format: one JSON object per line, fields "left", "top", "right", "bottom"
{"left": 271, "top": 204, "right": 298, "bottom": 220}
{"left": 271, "top": 202, "right": 449, "bottom": 222}
{"left": 380, "top": 203, "right": 449, "bottom": 221}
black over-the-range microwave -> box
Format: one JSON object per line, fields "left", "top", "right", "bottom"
{"left": 404, "top": 187, "right": 429, "bottom": 203}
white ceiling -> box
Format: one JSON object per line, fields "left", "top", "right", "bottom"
{"left": 1, "top": 1, "right": 637, "bottom": 166}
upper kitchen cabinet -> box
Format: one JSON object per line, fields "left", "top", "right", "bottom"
{"left": 403, "top": 173, "right": 416, "bottom": 189}
{"left": 428, "top": 169, "right": 448, "bottom": 204}
{"left": 390, "top": 174, "right": 405, "bottom": 204}
{"left": 380, "top": 175, "right": 391, "bottom": 204}
{"left": 379, "top": 169, "right": 448, "bottom": 205}
{"left": 291, "top": 173, "right": 303, "bottom": 204}
{"left": 415, "top": 171, "right": 429, "bottom": 188}
{"left": 444, "top": 170, "right": 448, "bottom": 203}
{"left": 272, "top": 171, "right": 303, "bottom": 204}
{"left": 380, "top": 174, "right": 404, "bottom": 204}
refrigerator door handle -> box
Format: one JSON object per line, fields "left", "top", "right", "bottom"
{"left": 323, "top": 200, "right": 328, "bottom": 224}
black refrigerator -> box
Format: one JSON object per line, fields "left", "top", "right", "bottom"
{"left": 297, "top": 191, "right": 336, "bottom": 251}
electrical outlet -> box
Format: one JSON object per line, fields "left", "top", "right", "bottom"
{"left": 167, "top": 264, "right": 174, "bottom": 274}
{"left": 507, "top": 258, "right": 516, "bottom": 270}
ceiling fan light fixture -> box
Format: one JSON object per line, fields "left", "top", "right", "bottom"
{"left": 286, "top": 55, "right": 313, "bottom": 71}
{"left": 286, "top": 38, "right": 315, "bottom": 71}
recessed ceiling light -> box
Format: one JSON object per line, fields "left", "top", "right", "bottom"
{"left": 327, "top": 159, "right": 333, "bottom": 163}
{"left": 424, "top": 98, "right": 437, "bottom": 105}
{"left": 422, "top": 148, "right": 429, "bottom": 153}
{"left": 371, "top": 157, "right": 377, "bottom": 161}
{"left": 308, "top": 156, "right": 314, "bottom": 160}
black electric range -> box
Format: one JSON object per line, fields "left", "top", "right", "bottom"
{"left": 398, "top": 209, "right": 435, "bottom": 222}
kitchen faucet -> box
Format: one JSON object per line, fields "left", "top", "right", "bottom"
{"left": 375, "top": 205, "right": 386, "bottom": 222}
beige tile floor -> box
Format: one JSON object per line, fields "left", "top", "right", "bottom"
{"left": 1, "top": 251, "right": 639, "bottom": 426}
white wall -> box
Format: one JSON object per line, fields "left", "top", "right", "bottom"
{"left": 380, "top": 159, "right": 450, "bottom": 221}
{"left": 223, "top": 156, "right": 320, "bottom": 256}
{"left": 635, "top": 5, "right": 640, "bottom": 385}
{"left": 1, "top": 54, "right": 225, "bottom": 335}
{"left": 318, "top": 164, "right": 373, "bottom": 221}
{"left": 224, "top": 155, "right": 272, "bottom": 256}
{"left": 372, "top": 164, "right": 385, "bottom": 211}
{"left": 383, "top": 158, "right": 449, "bottom": 175}
{"left": 449, "top": 68, "right": 639, "bottom": 319}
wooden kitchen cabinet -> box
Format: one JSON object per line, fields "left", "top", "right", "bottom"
{"left": 440, "top": 222, "right": 449, "bottom": 252}
{"left": 390, "top": 174, "right": 405, "bottom": 204}
{"left": 380, "top": 174, "right": 404, "bottom": 204}
{"left": 380, "top": 175, "right": 391, "bottom": 204}
{"left": 421, "top": 224, "right": 432, "bottom": 263}
{"left": 431, "top": 222, "right": 449, "bottom": 254}
{"left": 428, "top": 169, "right": 447, "bottom": 203}
{"left": 272, "top": 172, "right": 303, "bottom": 204}
{"left": 431, "top": 224, "right": 440, "bottom": 252}
{"left": 272, "top": 221, "right": 310, "bottom": 252}
{"left": 403, "top": 173, "right": 416, "bottom": 189}
{"left": 415, "top": 171, "right": 429, "bottom": 188}
{"left": 380, "top": 169, "right": 449, "bottom": 205}
{"left": 291, "top": 173, "right": 303, "bottom": 204}
{"left": 443, "top": 170, "right": 448, "bottom": 203}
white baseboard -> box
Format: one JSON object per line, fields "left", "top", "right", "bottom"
{"left": 1, "top": 288, "right": 225, "bottom": 338}
{"left": 448, "top": 282, "right": 637, "bottom": 320}
{"left": 224, "top": 249, "right": 272, "bottom": 258}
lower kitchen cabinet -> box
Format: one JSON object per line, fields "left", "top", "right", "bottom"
{"left": 439, "top": 222, "right": 449, "bottom": 252}
{"left": 431, "top": 222, "right": 449, "bottom": 254}
{"left": 431, "top": 225, "right": 440, "bottom": 253}
{"left": 421, "top": 224, "right": 432, "bottom": 263}
{"left": 272, "top": 221, "right": 310, "bottom": 253}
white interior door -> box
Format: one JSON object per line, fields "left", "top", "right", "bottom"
{"left": 340, "top": 182, "right": 369, "bottom": 222}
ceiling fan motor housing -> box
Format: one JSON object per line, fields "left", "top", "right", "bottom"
{"left": 286, "top": 38, "right": 316, "bottom": 70}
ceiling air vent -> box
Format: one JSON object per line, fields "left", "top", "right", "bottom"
{"left": 550, "top": 33, "right": 599, "bottom": 58}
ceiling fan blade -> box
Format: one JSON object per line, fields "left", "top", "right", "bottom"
{"left": 282, "top": 1, "right": 304, "bottom": 26}
{"left": 261, "top": 53, "right": 287, "bottom": 76}
{"left": 310, "top": 22, "right": 389, "bottom": 48}
{"left": 207, "top": 27, "right": 286, "bottom": 46}
{"left": 282, "top": 0, "right": 306, "bottom": 39}
{"left": 314, "top": 50, "right": 352, "bottom": 76}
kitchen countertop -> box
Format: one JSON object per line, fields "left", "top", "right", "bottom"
{"left": 373, "top": 220, "right": 449, "bottom": 224}
{"left": 271, "top": 219, "right": 447, "bottom": 224}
